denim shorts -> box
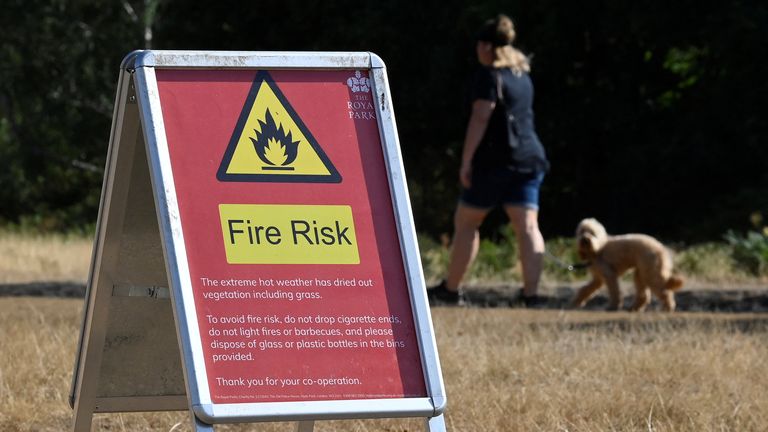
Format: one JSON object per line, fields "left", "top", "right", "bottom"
{"left": 460, "top": 168, "right": 545, "bottom": 210}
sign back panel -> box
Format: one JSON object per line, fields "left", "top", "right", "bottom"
{"left": 154, "top": 68, "right": 427, "bottom": 404}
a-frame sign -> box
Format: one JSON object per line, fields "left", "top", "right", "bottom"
{"left": 69, "top": 51, "right": 447, "bottom": 431}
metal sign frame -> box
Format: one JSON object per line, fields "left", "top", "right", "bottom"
{"left": 70, "top": 50, "right": 446, "bottom": 431}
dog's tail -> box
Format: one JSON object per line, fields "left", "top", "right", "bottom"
{"left": 665, "top": 276, "right": 684, "bottom": 291}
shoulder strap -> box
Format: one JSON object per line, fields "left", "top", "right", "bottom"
{"left": 495, "top": 70, "right": 504, "bottom": 104}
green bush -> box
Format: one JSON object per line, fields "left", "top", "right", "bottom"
{"left": 469, "top": 235, "right": 519, "bottom": 283}
{"left": 418, "top": 232, "right": 449, "bottom": 284}
{"left": 676, "top": 242, "right": 741, "bottom": 282}
{"left": 418, "top": 228, "right": 768, "bottom": 285}
{"left": 724, "top": 230, "right": 768, "bottom": 276}
{"left": 542, "top": 237, "right": 584, "bottom": 282}
{"left": 420, "top": 227, "right": 586, "bottom": 285}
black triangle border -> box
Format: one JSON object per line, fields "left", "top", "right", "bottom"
{"left": 216, "top": 70, "right": 342, "bottom": 183}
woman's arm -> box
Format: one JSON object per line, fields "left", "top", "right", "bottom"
{"left": 460, "top": 99, "right": 495, "bottom": 188}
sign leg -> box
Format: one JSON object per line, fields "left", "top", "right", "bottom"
{"left": 71, "top": 70, "right": 141, "bottom": 432}
{"left": 71, "top": 410, "right": 93, "bottom": 432}
{"left": 425, "top": 414, "right": 447, "bottom": 432}
{"left": 296, "top": 420, "right": 315, "bottom": 432}
{"left": 193, "top": 414, "right": 215, "bottom": 432}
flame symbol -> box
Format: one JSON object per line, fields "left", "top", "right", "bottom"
{"left": 250, "top": 109, "right": 299, "bottom": 170}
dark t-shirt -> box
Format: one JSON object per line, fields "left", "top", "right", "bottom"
{"left": 470, "top": 66, "right": 548, "bottom": 172}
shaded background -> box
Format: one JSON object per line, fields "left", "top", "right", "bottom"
{"left": 1, "top": 0, "right": 766, "bottom": 243}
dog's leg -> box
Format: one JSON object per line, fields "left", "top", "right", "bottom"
{"left": 602, "top": 267, "right": 622, "bottom": 311}
{"left": 572, "top": 278, "right": 603, "bottom": 308}
{"left": 653, "top": 287, "right": 676, "bottom": 312}
{"left": 648, "top": 274, "right": 677, "bottom": 312}
{"left": 629, "top": 273, "right": 650, "bottom": 312}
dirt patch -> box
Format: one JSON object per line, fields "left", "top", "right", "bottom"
{"left": 0, "top": 282, "right": 86, "bottom": 298}
{"left": 462, "top": 284, "right": 768, "bottom": 313}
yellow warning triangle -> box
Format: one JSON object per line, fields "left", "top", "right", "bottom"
{"left": 217, "top": 71, "right": 341, "bottom": 183}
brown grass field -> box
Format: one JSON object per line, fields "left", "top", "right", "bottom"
{"left": 1, "top": 232, "right": 767, "bottom": 431}
{"left": 1, "top": 299, "right": 767, "bottom": 431}
{"left": 0, "top": 232, "right": 91, "bottom": 284}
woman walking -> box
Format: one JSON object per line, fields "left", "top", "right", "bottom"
{"left": 428, "top": 14, "right": 549, "bottom": 306}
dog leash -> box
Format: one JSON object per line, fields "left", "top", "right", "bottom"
{"left": 544, "top": 250, "right": 590, "bottom": 271}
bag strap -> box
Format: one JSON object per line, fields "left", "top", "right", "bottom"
{"left": 495, "top": 70, "right": 505, "bottom": 104}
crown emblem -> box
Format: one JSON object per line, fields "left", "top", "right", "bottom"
{"left": 346, "top": 70, "right": 370, "bottom": 93}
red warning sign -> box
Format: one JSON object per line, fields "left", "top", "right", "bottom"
{"left": 155, "top": 69, "right": 426, "bottom": 403}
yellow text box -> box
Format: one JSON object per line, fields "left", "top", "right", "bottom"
{"left": 219, "top": 204, "right": 359, "bottom": 264}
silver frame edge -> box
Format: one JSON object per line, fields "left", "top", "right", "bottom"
{"left": 130, "top": 50, "right": 375, "bottom": 69}
{"left": 370, "top": 57, "right": 447, "bottom": 415}
{"left": 133, "top": 66, "right": 213, "bottom": 409}
{"left": 194, "top": 398, "right": 435, "bottom": 423}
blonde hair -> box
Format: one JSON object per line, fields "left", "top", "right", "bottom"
{"left": 478, "top": 14, "right": 530, "bottom": 75}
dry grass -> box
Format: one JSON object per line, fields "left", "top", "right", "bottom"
{"left": 1, "top": 299, "right": 766, "bottom": 431}
{"left": 0, "top": 232, "right": 92, "bottom": 283}
{"left": 434, "top": 308, "right": 768, "bottom": 431}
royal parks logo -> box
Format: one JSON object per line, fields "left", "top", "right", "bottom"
{"left": 346, "top": 70, "right": 376, "bottom": 121}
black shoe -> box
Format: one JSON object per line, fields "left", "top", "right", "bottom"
{"left": 427, "top": 280, "right": 464, "bottom": 306}
{"left": 515, "top": 293, "right": 547, "bottom": 308}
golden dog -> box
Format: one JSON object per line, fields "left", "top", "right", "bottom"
{"left": 572, "top": 218, "right": 683, "bottom": 311}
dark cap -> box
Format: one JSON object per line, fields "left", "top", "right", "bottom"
{"left": 476, "top": 29, "right": 508, "bottom": 47}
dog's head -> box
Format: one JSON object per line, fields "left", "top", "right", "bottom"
{"left": 576, "top": 218, "right": 608, "bottom": 260}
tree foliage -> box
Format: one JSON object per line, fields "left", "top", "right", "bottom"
{"left": 1, "top": 0, "right": 766, "bottom": 241}
{"left": 0, "top": 0, "right": 142, "bottom": 229}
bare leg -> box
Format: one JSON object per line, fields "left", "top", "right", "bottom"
{"left": 504, "top": 206, "right": 545, "bottom": 297}
{"left": 445, "top": 204, "right": 489, "bottom": 292}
